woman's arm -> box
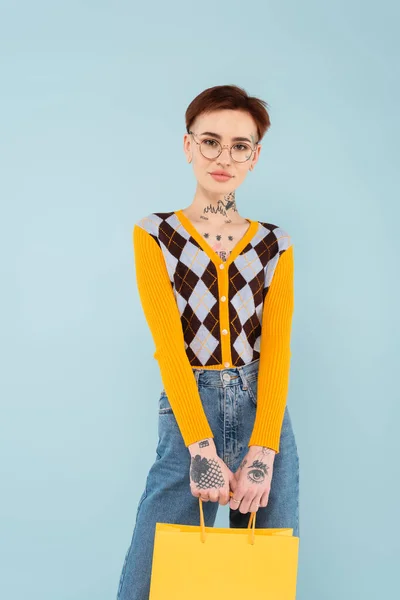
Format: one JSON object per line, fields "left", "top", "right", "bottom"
{"left": 248, "top": 243, "right": 295, "bottom": 453}
{"left": 132, "top": 224, "right": 214, "bottom": 448}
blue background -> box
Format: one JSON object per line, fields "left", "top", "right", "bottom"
{"left": 1, "top": 1, "right": 399, "bottom": 598}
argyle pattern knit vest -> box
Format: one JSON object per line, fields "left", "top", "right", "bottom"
{"left": 136, "top": 210, "right": 292, "bottom": 368}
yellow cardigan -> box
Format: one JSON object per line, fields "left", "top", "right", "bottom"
{"left": 132, "top": 210, "right": 294, "bottom": 452}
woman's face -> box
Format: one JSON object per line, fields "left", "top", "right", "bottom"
{"left": 183, "top": 109, "right": 261, "bottom": 194}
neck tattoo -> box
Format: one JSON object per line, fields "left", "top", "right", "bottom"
{"left": 200, "top": 192, "right": 238, "bottom": 223}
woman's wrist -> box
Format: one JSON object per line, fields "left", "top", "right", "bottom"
{"left": 247, "top": 445, "right": 276, "bottom": 460}
{"left": 187, "top": 437, "right": 216, "bottom": 456}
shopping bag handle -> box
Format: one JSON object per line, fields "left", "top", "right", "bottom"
{"left": 198, "top": 491, "right": 256, "bottom": 545}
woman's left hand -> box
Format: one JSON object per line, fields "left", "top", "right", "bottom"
{"left": 229, "top": 445, "right": 276, "bottom": 513}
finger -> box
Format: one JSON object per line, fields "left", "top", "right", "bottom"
{"left": 229, "top": 475, "right": 237, "bottom": 492}
{"left": 249, "top": 496, "right": 263, "bottom": 513}
{"left": 209, "top": 491, "right": 219, "bottom": 503}
{"left": 191, "top": 486, "right": 209, "bottom": 502}
{"left": 229, "top": 489, "right": 244, "bottom": 511}
{"left": 218, "top": 488, "right": 230, "bottom": 506}
{"left": 236, "top": 494, "right": 253, "bottom": 514}
{"left": 219, "top": 480, "right": 232, "bottom": 505}
{"left": 259, "top": 489, "right": 270, "bottom": 508}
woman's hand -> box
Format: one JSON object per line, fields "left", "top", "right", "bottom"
{"left": 188, "top": 438, "right": 235, "bottom": 506}
{"left": 229, "top": 445, "right": 276, "bottom": 513}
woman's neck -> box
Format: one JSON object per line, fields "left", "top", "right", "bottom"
{"left": 183, "top": 190, "right": 246, "bottom": 225}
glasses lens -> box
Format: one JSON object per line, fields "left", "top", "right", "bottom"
{"left": 199, "top": 139, "right": 253, "bottom": 162}
{"left": 200, "top": 139, "right": 222, "bottom": 159}
{"left": 231, "top": 143, "right": 253, "bottom": 162}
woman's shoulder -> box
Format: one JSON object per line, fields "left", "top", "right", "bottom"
{"left": 134, "top": 210, "right": 175, "bottom": 235}
{"left": 256, "top": 219, "right": 293, "bottom": 252}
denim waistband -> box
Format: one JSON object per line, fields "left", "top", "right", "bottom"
{"left": 191, "top": 358, "right": 259, "bottom": 389}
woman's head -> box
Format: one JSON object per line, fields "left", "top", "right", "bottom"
{"left": 184, "top": 85, "right": 271, "bottom": 194}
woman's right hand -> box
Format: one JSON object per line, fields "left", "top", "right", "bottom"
{"left": 187, "top": 438, "right": 235, "bottom": 506}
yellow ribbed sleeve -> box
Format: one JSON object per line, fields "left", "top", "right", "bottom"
{"left": 132, "top": 224, "right": 214, "bottom": 448}
{"left": 248, "top": 245, "right": 295, "bottom": 453}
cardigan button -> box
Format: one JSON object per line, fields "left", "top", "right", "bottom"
{"left": 219, "top": 263, "right": 225, "bottom": 269}
{"left": 221, "top": 329, "right": 228, "bottom": 335}
{"left": 224, "top": 362, "right": 230, "bottom": 368}
{"left": 221, "top": 296, "right": 226, "bottom": 301}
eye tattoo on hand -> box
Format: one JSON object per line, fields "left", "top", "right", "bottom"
{"left": 246, "top": 459, "right": 268, "bottom": 484}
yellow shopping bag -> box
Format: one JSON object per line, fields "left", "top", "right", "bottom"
{"left": 149, "top": 491, "right": 299, "bottom": 599}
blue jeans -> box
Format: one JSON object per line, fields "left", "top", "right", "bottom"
{"left": 116, "top": 358, "right": 300, "bottom": 600}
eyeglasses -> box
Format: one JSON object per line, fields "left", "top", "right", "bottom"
{"left": 188, "top": 130, "right": 258, "bottom": 163}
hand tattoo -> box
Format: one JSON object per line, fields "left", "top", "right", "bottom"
{"left": 198, "top": 440, "right": 210, "bottom": 449}
{"left": 260, "top": 446, "right": 274, "bottom": 457}
{"left": 190, "top": 455, "right": 225, "bottom": 490}
{"left": 246, "top": 459, "right": 268, "bottom": 484}
{"left": 239, "top": 446, "right": 272, "bottom": 484}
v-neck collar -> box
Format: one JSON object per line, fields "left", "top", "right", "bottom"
{"left": 174, "top": 208, "right": 259, "bottom": 267}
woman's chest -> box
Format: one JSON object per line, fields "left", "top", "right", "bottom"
{"left": 193, "top": 221, "right": 251, "bottom": 262}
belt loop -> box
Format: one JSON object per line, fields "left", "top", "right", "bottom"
{"left": 237, "top": 366, "right": 249, "bottom": 391}
{"left": 193, "top": 368, "right": 203, "bottom": 386}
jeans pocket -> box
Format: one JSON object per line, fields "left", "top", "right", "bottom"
{"left": 246, "top": 374, "right": 258, "bottom": 406}
{"left": 158, "top": 390, "right": 173, "bottom": 415}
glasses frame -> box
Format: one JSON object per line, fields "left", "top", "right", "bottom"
{"left": 188, "top": 130, "right": 258, "bottom": 163}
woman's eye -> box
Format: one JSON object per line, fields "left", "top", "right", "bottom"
{"left": 203, "top": 139, "right": 218, "bottom": 146}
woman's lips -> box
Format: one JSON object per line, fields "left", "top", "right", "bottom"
{"left": 210, "top": 173, "right": 232, "bottom": 182}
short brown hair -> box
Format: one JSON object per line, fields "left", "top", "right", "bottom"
{"left": 185, "top": 84, "right": 271, "bottom": 143}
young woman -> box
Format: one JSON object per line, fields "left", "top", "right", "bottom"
{"left": 116, "top": 84, "right": 299, "bottom": 600}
